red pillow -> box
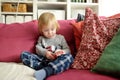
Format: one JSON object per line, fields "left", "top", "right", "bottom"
{"left": 71, "top": 21, "right": 84, "bottom": 50}
{"left": 72, "top": 8, "right": 120, "bottom": 69}
{"left": 0, "top": 20, "right": 39, "bottom": 62}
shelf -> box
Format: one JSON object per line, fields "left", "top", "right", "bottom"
{"left": 0, "top": 0, "right": 99, "bottom": 23}
{"left": 1, "top": 1, "right": 33, "bottom": 4}
{"left": 37, "top": 1, "right": 67, "bottom": 9}
{"left": 70, "top": 2, "right": 98, "bottom": 9}
{"left": 1, "top": 12, "right": 33, "bottom": 15}
{"left": 37, "top": 1, "right": 67, "bottom": 5}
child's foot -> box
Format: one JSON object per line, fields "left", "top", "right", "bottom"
{"left": 34, "top": 69, "right": 46, "bottom": 80}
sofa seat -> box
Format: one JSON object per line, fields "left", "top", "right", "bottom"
{"left": 0, "top": 62, "right": 117, "bottom": 80}
{"left": 0, "top": 11, "right": 120, "bottom": 79}
{"left": 47, "top": 69, "right": 117, "bottom": 80}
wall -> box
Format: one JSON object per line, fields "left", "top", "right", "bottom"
{"left": 99, "top": 0, "right": 120, "bottom": 17}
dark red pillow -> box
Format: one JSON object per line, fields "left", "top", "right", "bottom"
{"left": 72, "top": 8, "right": 120, "bottom": 69}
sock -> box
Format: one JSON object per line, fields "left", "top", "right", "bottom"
{"left": 34, "top": 66, "right": 54, "bottom": 80}
{"left": 43, "top": 66, "right": 54, "bottom": 77}
{"left": 34, "top": 69, "right": 46, "bottom": 80}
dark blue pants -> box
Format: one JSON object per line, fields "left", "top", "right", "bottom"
{"left": 20, "top": 51, "right": 74, "bottom": 74}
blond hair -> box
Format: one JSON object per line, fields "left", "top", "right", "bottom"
{"left": 38, "top": 12, "right": 60, "bottom": 34}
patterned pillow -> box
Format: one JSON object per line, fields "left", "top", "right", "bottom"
{"left": 72, "top": 8, "right": 120, "bottom": 69}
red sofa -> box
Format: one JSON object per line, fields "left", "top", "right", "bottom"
{"left": 0, "top": 19, "right": 118, "bottom": 80}
{"left": 46, "top": 20, "right": 118, "bottom": 80}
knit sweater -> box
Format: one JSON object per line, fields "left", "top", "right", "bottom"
{"left": 36, "top": 34, "right": 70, "bottom": 56}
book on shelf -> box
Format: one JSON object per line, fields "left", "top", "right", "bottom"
{"left": 71, "top": 0, "right": 87, "bottom": 3}
{"left": 92, "top": 0, "right": 98, "bottom": 3}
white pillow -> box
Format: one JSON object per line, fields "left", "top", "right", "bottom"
{"left": 0, "top": 62, "right": 36, "bottom": 80}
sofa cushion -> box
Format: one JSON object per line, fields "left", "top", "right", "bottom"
{"left": 0, "top": 62, "right": 117, "bottom": 80}
{"left": 58, "top": 20, "right": 76, "bottom": 57}
{"left": 92, "top": 29, "right": 120, "bottom": 77}
{"left": 32, "top": 20, "right": 76, "bottom": 57}
{"left": 0, "top": 19, "right": 76, "bottom": 62}
{"left": 35, "top": 20, "right": 76, "bottom": 57}
{"left": 72, "top": 8, "right": 120, "bottom": 69}
{"left": 0, "top": 20, "right": 39, "bottom": 62}
{"left": 47, "top": 69, "right": 117, "bottom": 80}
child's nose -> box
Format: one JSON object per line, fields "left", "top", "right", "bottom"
{"left": 48, "top": 30, "right": 52, "bottom": 34}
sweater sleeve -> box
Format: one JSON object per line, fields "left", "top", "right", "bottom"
{"left": 61, "top": 36, "right": 71, "bottom": 54}
{"left": 36, "top": 36, "right": 47, "bottom": 56}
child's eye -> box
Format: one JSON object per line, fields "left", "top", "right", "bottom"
{"left": 44, "top": 29, "right": 49, "bottom": 32}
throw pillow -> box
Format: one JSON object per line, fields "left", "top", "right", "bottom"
{"left": 71, "top": 21, "right": 84, "bottom": 50}
{"left": 76, "top": 13, "right": 85, "bottom": 22}
{"left": 71, "top": 16, "right": 106, "bottom": 51}
{"left": 0, "top": 62, "right": 35, "bottom": 80}
{"left": 92, "top": 28, "right": 120, "bottom": 78}
{"left": 72, "top": 8, "right": 120, "bottom": 69}
{"left": 0, "top": 20, "right": 39, "bottom": 62}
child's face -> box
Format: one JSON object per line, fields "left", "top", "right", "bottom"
{"left": 42, "top": 24, "right": 57, "bottom": 38}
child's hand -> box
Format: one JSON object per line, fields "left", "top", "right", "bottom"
{"left": 45, "top": 51, "right": 56, "bottom": 60}
{"left": 55, "top": 50, "right": 65, "bottom": 57}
